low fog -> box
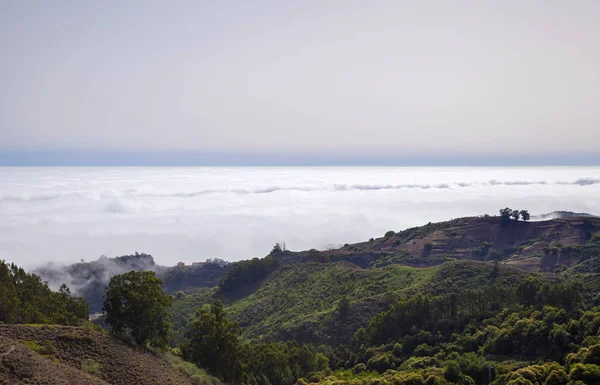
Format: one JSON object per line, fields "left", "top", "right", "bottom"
{"left": 1, "top": 167, "right": 599, "bottom": 268}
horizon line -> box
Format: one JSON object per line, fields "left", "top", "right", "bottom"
{"left": 1, "top": 150, "right": 600, "bottom": 167}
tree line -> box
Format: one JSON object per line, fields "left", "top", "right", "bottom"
{"left": 0, "top": 260, "right": 88, "bottom": 325}
{"left": 499, "top": 207, "right": 530, "bottom": 225}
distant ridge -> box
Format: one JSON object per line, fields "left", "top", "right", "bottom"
{"left": 533, "top": 210, "right": 595, "bottom": 220}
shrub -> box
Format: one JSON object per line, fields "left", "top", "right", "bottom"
{"left": 385, "top": 231, "right": 395, "bottom": 238}
{"left": 20, "top": 340, "right": 41, "bottom": 353}
{"left": 366, "top": 353, "right": 395, "bottom": 373}
{"left": 81, "top": 359, "right": 102, "bottom": 375}
{"left": 40, "top": 340, "right": 56, "bottom": 356}
{"left": 414, "top": 344, "right": 436, "bottom": 357}
{"left": 392, "top": 343, "right": 403, "bottom": 358}
{"left": 444, "top": 361, "right": 461, "bottom": 383}
{"left": 569, "top": 363, "right": 600, "bottom": 383}
{"left": 584, "top": 344, "right": 600, "bottom": 364}
{"left": 57, "top": 332, "right": 94, "bottom": 343}
{"left": 164, "top": 352, "right": 223, "bottom": 385}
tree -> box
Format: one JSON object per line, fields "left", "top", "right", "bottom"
{"left": 182, "top": 300, "right": 242, "bottom": 382}
{"left": 491, "top": 259, "right": 500, "bottom": 279}
{"left": 511, "top": 209, "right": 521, "bottom": 221}
{"left": 499, "top": 208, "right": 512, "bottom": 226}
{"left": 271, "top": 242, "right": 283, "bottom": 254}
{"left": 338, "top": 296, "right": 350, "bottom": 318}
{"left": 516, "top": 276, "right": 542, "bottom": 307}
{"left": 102, "top": 271, "right": 172, "bottom": 348}
{"left": 520, "top": 210, "right": 531, "bottom": 221}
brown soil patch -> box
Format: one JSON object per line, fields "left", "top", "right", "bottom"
{"left": 0, "top": 325, "right": 192, "bottom": 385}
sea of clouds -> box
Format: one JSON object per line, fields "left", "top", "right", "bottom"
{"left": 1, "top": 166, "right": 599, "bottom": 267}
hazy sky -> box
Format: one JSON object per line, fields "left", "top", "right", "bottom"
{"left": 1, "top": 1, "right": 599, "bottom": 165}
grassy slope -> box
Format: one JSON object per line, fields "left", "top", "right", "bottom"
{"left": 172, "top": 259, "right": 529, "bottom": 345}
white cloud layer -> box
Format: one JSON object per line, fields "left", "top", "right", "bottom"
{"left": 1, "top": 167, "right": 599, "bottom": 268}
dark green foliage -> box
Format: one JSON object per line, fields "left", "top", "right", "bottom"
{"left": 385, "top": 231, "right": 396, "bottom": 238}
{"left": 102, "top": 270, "right": 172, "bottom": 347}
{"left": 516, "top": 276, "right": 542, "bottom": 307}
{"left": 511, "top": 210, "right": 521, "bottom": 221}
{"left": 443, "top": 361, "right": 461, "bottom": 383}
{"left": 499, "top": 207, "right": 530, "bottom": 226}
{"left": 271, "top": 242, "right": 283, "bottom": 254}
{"left": 356, "top": 275, "right": 584, "bottom": 350}
{"left": 499, "top": 208, "right": 513, "bottom": 226}
{"left": 366, "top": 352, "right": 395, "bottom": 373}
{"left": 569, "top": 363, "right": 600, "bottom": 383}
{"left": 241, "top": 341, "right": 324, "bottom": 385}
{"left": 217, "top": 256, "right": 279, "bottom": 293}
{"left": 182, "top": 300, "right": 242, "bottom": 382}
{"left": 338, "top": 296, "right": 351, "bottom": 318}
{"left": 474, "top": 242, "right": 491, "bottom": 258}
{"left": 0, "top": 260, "right": 88, "bottom": 325}
{"left": 182, "top": 300, "right": 324, "bottom": 384}
{"left": 160, "top": 261, "right": 226, "bottom": 294}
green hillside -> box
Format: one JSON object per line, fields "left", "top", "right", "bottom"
{"left": 171, "top": 259, "right": 529, "bottom": 345}
{"left": 8, "top": 214, "right": 600, "bottom": 385}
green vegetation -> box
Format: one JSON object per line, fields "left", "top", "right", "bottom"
{"left": 182, "top": 300, "right": 242, "bottom": 382}
{"left": 81, "top": 359, "right": 102, "bottom": 375}
{"left": 182, "top": 300, "right": 330, "bottom": 385}
{"left": 4, "top": 215, "right": 600, "bottom": 385}
{"left": 103, "top": 270, "right": 173, "bottom": 348}
{"left": 169, "top": 260, "right": 529, "bottom": 345}
{"left": 0, "top": 260, "right": 88, "bottom": 325}
{"left": 172, "top": 275, "right": 600, "bottom": 384}
{"left": 164, "top": 352, "right": 224, "bottom": 385}
{"left": 499, "top": 208, "right": 530, "bottom": 226}
{"left": 218, "top": 255, "right": 279, "bottom": 293}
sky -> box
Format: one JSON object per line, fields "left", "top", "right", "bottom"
{"left": 1, "top": 1, "right": 600, "bottom": 165}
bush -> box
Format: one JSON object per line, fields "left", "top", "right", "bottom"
{"left": 40, "top": 340, "right": 56, "bottom": 356}
{"left": 569, "top": 363, "right": 600, "bottom": 383}
{"left": 385, "top": 231, "right": 395, "bottom": 238}
{"left": 164, "top": 352, "right": 223, "bottom": 385}
{"left": 392, "top": 343, "right": 403, "bottom": 358}
{"left": 367, "top": 353, "right": 395, "bottom": 373}
{"left": 444, "top": 361, "right": 461, "bottom": 382}
{"left": 414, "top": 344, "right": 436, "bottom": 357}
{"left": 81, "top": 359, "right": 102, "bottom": 375}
